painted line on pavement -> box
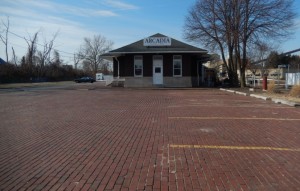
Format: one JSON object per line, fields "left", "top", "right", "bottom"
{"left": 169, "top": 144, "right": 300, "bottom": 152}
{"left": 169, "top": 117, "right": 300, "bottom": 121}
{"left": 168, "top": 105, "right": 292, "bottom": 109}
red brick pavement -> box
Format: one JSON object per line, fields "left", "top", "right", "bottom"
{"left": 0, "top": 87, "right": 299, "bottom": 190}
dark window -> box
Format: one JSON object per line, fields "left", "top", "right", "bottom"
{"left": 173, "top": 55, "right": 182, "bottom": 77}
{"left": 134, "top": 56, "right": 143, "bottom": 77}
{"left": 155, "top": 67, "right": 161, "bottom": 73}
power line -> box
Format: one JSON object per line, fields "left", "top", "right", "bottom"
{"left": 7, "top": 30, "right": 76, "bottom": 56}
{"left": 3, "top": 39, "right": 75, "bottom": 61}
{"left": 251, "top": 48, "right": 300, "bottom": 65}
{"left": 5, "top": 41, "right": 74, "bottom": 60}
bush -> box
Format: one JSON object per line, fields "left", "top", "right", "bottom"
{"left": 290, "top": 85, "right": 300, "bottom": 97}
{"left": 267, "top": 80, "right": 276, "bottom": 93}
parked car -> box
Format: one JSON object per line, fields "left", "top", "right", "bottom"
{"left": 74, "top": 77, "right": 95, "bottom": 83}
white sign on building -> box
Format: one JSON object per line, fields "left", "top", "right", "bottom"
{"left": 143, "top": 37, "right": 171, "bottom": 46}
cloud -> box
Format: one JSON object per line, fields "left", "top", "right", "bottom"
{"left": 55, "top": 4, "right": 118, "bottom": 17}
{"left": 0, "top": 2, "right": 102, "bottom": 62}
{"left": 4, "top": 15, "right": 95, "bottom": 60}
{"left": 17, "top": 0, "right": 54, "bottom": 10}
{"left": 1, "top": 0, "right": 117, "bottom": 18}
{"left": 0, "top": 0, "right": 132, "bottom": 62}
{"left": 91, "top": 10, "right": 118, "bottom": 17}
{"left": 103, "top": 0, "right": 139, "bottom": 10}
{"left": 295, "top": 18, "right": 300, "bottom": 27}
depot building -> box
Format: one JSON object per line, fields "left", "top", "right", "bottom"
{"left": 101, "top": 33, "right": 210, "bottom": 87}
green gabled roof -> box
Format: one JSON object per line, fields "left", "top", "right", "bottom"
{"left": 102, "top": 33, "right": 207, "bottom": 57}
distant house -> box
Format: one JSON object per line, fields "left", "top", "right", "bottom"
{"left": 0, "top": 58, "right": 6, "bottom": 65}
{"left": 101, "top": 33, "right": 211, "bottom": 87}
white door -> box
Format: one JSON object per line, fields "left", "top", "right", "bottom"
{"left": 153, "top": 56, "right": 163, "bottom": 85}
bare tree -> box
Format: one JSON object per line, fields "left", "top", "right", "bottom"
{"left": 78, "top": 35, "right": 113, "bottom": 75}
{"left": 248, "top": 42, "right": 276, "bottom": 77}
{"left": 36, "top": 32, "right": 58, "bottom": 79}
{"left": 100, "top": 60, "right": 112, "bottom": 74}
{"left": 25, "top": 31, "right": 38, "bottom": 65}
{"left": 11, "top": 47, "right": 17, "bottom": 66}
{"left": 51, "top": 50, "right": 63, "bottom": 66}
{"left": 39, "top": 32, "right": 58, "bottom": 67}
{"left": 24, "top": 31, "right": 39, "bottom": 78}
{"left": 0, "top": 16, "right": 10, "bottom": 63}
{"left": 73, "top": 53, "right": 81, "bottom": 70}
{"left": 184, "top": 0, "right": 296, "bottom": 87}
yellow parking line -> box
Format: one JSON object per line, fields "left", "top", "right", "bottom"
{"left": 168, "top": 105, "right": 292, "bottom": 109}
{"left": 169, "top": 144, "right": 300, "bottom": 152}
{"left": 169, "top": 117, "right": 300, "bottom": 121}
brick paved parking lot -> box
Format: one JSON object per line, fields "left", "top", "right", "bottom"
{"left": 0, "top": 86, "right": 299, "bottom": 191}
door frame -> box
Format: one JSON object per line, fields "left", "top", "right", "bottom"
{"left": 153, "top": 55, "right": 163, "bottom": 85}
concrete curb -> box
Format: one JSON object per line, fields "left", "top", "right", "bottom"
{"left": 220, "top": 88, "right": 236, "bottom": 93}
{"left": 272, "top": 98, "right": 300, "bottom": 107}
{"left": 226, "top": 89, "right": 235, "bottom": 93}
{"left": 235, "top": 91, "right": 250, "bottom": 96}
{"left": 249, "top": 94, "right": 271, "bottom": 101}
{"left": 220, "top": 88, "right": 299, "bottom": 107}
{"left": 220, "top": 88, "right": 250, "bottom": 96}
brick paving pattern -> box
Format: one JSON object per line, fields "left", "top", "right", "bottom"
{"left": 0, "top": 87, "right": 299, "bottom": 190}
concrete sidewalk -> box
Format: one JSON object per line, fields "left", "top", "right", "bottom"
{"left": 0, "top": 88, "right": 299, "bottom": 190}
{"left": 220, "top": 88, "right": 300, "bottom": 107}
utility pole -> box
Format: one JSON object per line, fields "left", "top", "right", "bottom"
{"left": 297, "top": 63, "right": 300, "bottom": 85}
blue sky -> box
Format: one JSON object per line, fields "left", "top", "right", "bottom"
{"left": 1, "top": 0, "right": 300, "bottom": 64}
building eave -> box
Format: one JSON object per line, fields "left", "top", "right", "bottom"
{"left": 112, "top": 50, "right": 207, "bottom": 54}
{"left": 101, "top": 50, "right": 208, "bottom": 59}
